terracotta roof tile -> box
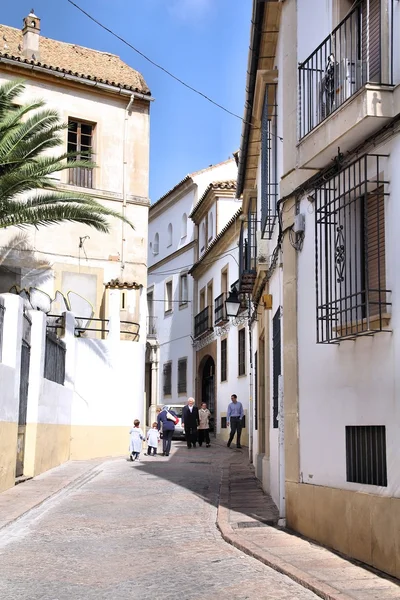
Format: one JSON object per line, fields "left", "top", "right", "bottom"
{"left": 0, "top": 24, "right": 150, "bottom": 95}
{"left": 189, "top": 180, "right": 237, "bottom": 218}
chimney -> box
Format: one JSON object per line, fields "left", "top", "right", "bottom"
{"left": 22, "top": 9, "right": 41, "bottom": 60}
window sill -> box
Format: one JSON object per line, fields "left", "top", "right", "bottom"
{"left": 333, "top": 313, "right": 391, "bottom": 339}
{"left": 238, "top": 372, "right": 247, "bottom": 378}
{"left": 178, "top": 391, "right": 187, "bottom": 396}
{"left": 164, "top": 309, "right": 173, "bottom": 316}
{"left": 179, "top": 302, "right": 188, "bottom": 310}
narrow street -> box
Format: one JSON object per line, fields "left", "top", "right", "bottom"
{"left": 0, "top": 443, "right": 319, "bottom": 600}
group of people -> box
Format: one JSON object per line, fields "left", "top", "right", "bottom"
{"left": 128, "top": 394, "right": 244, "bottom": 460}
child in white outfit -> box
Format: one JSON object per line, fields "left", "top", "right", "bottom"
{"left": 147, "top": 422, "right": 160, "bottom": 456}
{"left": 129, "top": 419, "right": 144, "bottom": 461}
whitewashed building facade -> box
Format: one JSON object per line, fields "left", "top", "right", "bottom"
{"left": 146, "top": 160, "right": 237, "bottom": 424}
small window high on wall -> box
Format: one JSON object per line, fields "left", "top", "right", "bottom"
{"left": 153, "top": 233, "right": 159, "bottom": 255}
{"left": 181, "top": 213, "right": 187, "bottom": 238}
{"left": 208, "top": 212, "right": 214, "bottom": 241}
{"left": 167, "top": 223, "right": 173, "bottom": 247}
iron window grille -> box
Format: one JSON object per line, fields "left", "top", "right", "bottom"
{"left": 261, "top": 83, "right": 278, "bottom": 240}
{"left": 238, "top": 328, "right": 246, "bottom": 376}
{"left": 194, "top": 306, "right": 212, "bottom": 339}
{"left": 67, "top": 119, "right": 94, "bottom": 188}
{"left": 272, "top": 308, "right": 281, "bottom": 429}
{"left": 177, "top": 358, "right": 187, "bottom": 394}
{"left": 221, "top": 338, "right": 227, "bottom": 382}
{"left": 346, "top": 425, "right": 387, "bottom": 486}
{"left": 239, "top": 210, "right": 257, "bottom": 294}
{"left": 299, "top": 0, "right": 394, "bottom": 139}
{"left": 214, "top": 292, "right": 227, "bottom": 325}
{"left": 315, "top": 154, "right": 391, "bottom": 343}
{"left": 163, "top": 362, "right": 172, "bottom": 396}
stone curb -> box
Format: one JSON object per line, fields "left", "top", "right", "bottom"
{"left": 216, "top": 470, "right": 354, "bottom": 600}
{"left": 0, "top": 458, "right": 110, "bottom": 532}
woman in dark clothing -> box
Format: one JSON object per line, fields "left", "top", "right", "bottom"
{"left": 157, "top": 405, "right": 177, "bottom": 457}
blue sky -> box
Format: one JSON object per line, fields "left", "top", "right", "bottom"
{"left": 2, "top": 0, "right": 251, "bottom": 202}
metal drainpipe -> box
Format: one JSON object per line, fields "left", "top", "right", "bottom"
{"left": 121, "top": 94, "right": 135, "bottom": 277}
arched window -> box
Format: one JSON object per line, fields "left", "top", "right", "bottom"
{"left": 208, "top": 212, "right": 213, "bottom": 241}
{"left": 200, "top": 222, "right": 206, "bottom": 253}
{"left": 167, "top": 223, "right": 173, "bottom": 247}
{"left": 181, "top": 213, "right": 188, "bottom": 238}
{"left": 153, "top": 232, "right": 159, "bottom": 255}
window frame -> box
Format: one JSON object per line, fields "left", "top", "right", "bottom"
{"left": 238, "top": 327, "right": 246, "bottom": 377}
{"left": 179, "top": 272, "right": 189, "bottom": 307}
{"left": 167, "top": 223, "right": 173, "bottom": 248}
{"left": 177, "top": 357, "right": 187, "bottom": 395}
{"left": 165, "top": 278, "right": 173, "bottom": 314}
{"left": 221, "top": 337, "right": 227, "bottom": 382}
{"left": 163, "top": 361, "right": 172, "bottom": 396}
{"left": 153, "top": 233, "right": 160, "bottom": 256}
{"left": 67, "top": 118, "right": 95, "bottom": 189}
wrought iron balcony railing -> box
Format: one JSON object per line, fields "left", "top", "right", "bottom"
{"left": 239, "top": 212, "right": 257, "bottom": 294}
{"left": 299, "top": 0, "right": 394, "bottom": 138}
{"left": 194, "top": 306, "right": 212, "bottom": 339}
{"left": 214, "top": 293, "right": 228, "bottom": 325}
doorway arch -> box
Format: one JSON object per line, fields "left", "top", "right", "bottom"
{"left": 199, "top": 354, "right": 215, "bottom": 434}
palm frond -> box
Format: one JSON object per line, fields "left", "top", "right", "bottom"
{"left": 0, "top": 204, "right": 111, "bottom": 233}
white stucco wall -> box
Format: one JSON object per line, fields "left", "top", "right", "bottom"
{"left": 297, "top": 0, "right": 331, "bottom": 64}
{"left": 297, "top": 135, "right": 400, "bottom": 498}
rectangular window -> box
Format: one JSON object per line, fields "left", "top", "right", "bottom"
{"left": 67, "top": 119, "right": 94, "bottom": 188}
{"left": 179, "top": 274, "right": 188, "bottom": 306}
{"left": 315, "top": 154, "right": 390, "bottom": 343}
{"left": 238, "top": 328, "right": 246, "bottom": 376}
{"left": 261, "top": 84, "right": 278, "bottom": 240}
{"left": 177, "top": 358, "right": 187, "bottom": 394}
{"left": 221, "top": 338, "right": 227, "bottom": 382}
{"left": 200, "top": 288, "right": 206, "bottom": 311}
{"left": 346, "top": 425, "right": 387, "bottom": 486}
{"left": 272, "top": 308, "right": 281, "bottom": 428}
{"left": 165, "top": 280, "right": 173, "bottom": 313}
{"left": 163, "top": 362, "right": 172, "bottom": 396}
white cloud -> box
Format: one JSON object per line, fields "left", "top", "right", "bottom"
{"left": 169, "top": 0, "right": 213, "bottom": 21}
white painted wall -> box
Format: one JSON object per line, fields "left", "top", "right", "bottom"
{"left": 297, "top": 0, "right": 331, "bottom": 64}
{"left": 297, "top": 135, "right": 400, "bottom": 498}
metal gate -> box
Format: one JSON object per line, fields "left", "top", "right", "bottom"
{"left": 16, "top": 312, "right": 31, "bottom": 478}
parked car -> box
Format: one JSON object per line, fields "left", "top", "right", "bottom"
{"left": 166, "top": 404, "right": 186, "bottom": 439}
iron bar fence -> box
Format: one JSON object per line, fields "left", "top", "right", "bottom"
{"left": 0, "top": 303, "right": 5, "bottom": 363}
{"left": 74, "top": 317, "right": 140, "bottom": 341}
{"left": 261, "top": 84, "right": 279, "bottom": 239}
{"left": 299, "top": 0, "right": 394, "bottom": 138}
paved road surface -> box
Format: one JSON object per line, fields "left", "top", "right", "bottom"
{"left": 0, "top": 443, "right": 319, "bottom": 600}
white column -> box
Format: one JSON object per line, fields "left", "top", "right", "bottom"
{"left": 0, "top": 293, "right": 23, "bottom": 409}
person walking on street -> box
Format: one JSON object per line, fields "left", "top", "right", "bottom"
{"left": 129, "top": 419, "right": 144, "bottom": 461}
{"left": 157, "top": 405, "right": 177, "bottom": 457}
{"left": 182, "top": 397, "right": 199, "bottom": 449}
{"left": 198, "top": 402, "right": 211, "bottom": 447}
{"left": 147, "top": 422, "right": 160, "bottom": 456}
{"left": 227, "top": 394, "right": 244, "bottom": 449}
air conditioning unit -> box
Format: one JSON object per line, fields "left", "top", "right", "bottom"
{"left": 318, "top": 58, "right": 366, "bottom": 119}
{"left": 256, "top": 232, "right": 269, "bottom": 264}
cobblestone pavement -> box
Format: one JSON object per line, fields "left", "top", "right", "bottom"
{"left": 0, "top": 443, "right": 320, "bottom": 600}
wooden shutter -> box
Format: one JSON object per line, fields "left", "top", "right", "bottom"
{"left": 221, "top": 338, "right": 227, "bottom": 382}
{"left": 362, "top": 0, "right": 381, "bottom": 82}
{"left": 163, "top": 363, "right": 172, "bottom": 395}
{"left": 366, "top": 185, "right": 386, "bottom": 316}
{"left": 178, "top": 359, "right": 187, "bottom": 394}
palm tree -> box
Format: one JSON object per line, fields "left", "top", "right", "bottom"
{"left": 0, "top": 80, "right": 133, "bottom": 233}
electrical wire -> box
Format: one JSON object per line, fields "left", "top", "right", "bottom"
{"left": 66, "top": 0, "right": 283, "bottom": 140}
{"left": 148, "top": 246, "right": 239, "bottom": 275}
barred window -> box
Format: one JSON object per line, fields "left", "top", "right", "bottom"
{"left": 221, "top": 338, "right": 227, "bottom": 382}
{"left": 163, "top": 362, "right": 172, "bottom": 396}
{"left": 315, "top": 154, "right": 390, "bottom": 343}
{"left": 179, "top": 274, "right": 188, "bottom": 306}
{"left": 346, "top": 425, "right": 387, "bottom": 486}
{"left": 272, "top": 308, "right": 281, "bottom": 428}
{"left": 238, "top": 328, "right": 246, "bottom": 376}
{"left": 177, "top": 358, "right": 187, "bottom": 394}
{"left": 67, "top": 119, "right": 94, "bottom": 188}
{"left": 261, "top": 84, "right": 278, "bottom": 240}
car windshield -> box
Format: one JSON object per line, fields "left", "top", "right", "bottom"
{"left": 168, "top": 406, "right": 183, "bottom": 418}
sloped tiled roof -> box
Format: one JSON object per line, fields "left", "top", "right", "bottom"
{"left": 189, "top": 180, "right": 237, "bottom": 219}
{"left": 0, "top": 23, "right": 150, "bottom": 96}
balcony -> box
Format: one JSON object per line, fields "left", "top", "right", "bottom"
{"left": 298, "top": 0, "right": 394, "bottom": 169}
{"left": 214, "top": 293, "right": 228, "bottom": 325}
{"left": 239, "top": 213, "right": 257, "bottom": 294}
{"left": 194, "top": 306, "right": 213, "bottom": 339}
{"left": 147, "top": 316, "right": 157, "bottom": 338}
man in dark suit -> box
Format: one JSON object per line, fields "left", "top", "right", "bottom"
{"left": 182, "top": 397, "right": 199, "bottom": 449}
